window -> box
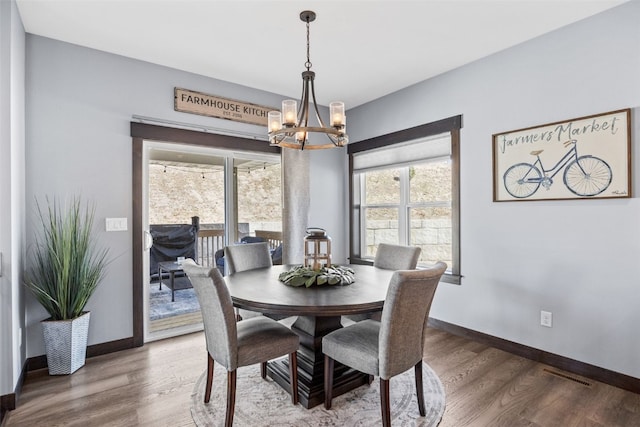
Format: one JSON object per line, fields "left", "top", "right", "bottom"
{"left": 349, "top": 116, "right": 461, "bottom": 284}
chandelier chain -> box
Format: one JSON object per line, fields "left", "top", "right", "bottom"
{"left": 305, "top": 17, "right": 312, "bottom": 70}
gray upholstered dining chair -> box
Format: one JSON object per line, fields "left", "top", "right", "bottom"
{"left": 182, "top": 259, "right": 299, "bottom": 427}
{"left": 323, "top": 262, "right": 447, "bottom": 427}
{"left": 374, "top": 243, "right": 421, "bottom": 270}
{"left": 224, "top": 242, "right": 272, "bottom": 321}
{"left": 345, "top": 243, "right": 422, "bottom": 324}
{"left": 225, "top": 241, "right": 273, "bottom": 275}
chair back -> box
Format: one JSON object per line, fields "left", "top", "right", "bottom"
{"left": 378, "top": 262, "right": 447, "bottom": 379}
{"left": 225, "top": 242, "right": 273, "bottom": 275}
{"left": 374, "top": 243, "right": 421, "bottom": 270}
{"left": 182, "top": 259, "right": 239, "bottom": 370}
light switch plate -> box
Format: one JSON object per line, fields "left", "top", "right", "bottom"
{"left": 106, "top": 217, "right": 128, "bottom": 231}
{"left": 540, "top": 310, "right": 553, "bottom": 328}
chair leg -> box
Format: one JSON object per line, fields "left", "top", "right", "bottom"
{"left": 415, "top": 361, "right": 426, "bottom": 416}
{"left": 380, "top": 378, "right": 391, "bottom": 427}
{"left": 289, "top": 352, "right": 299, "bottom": 405}
{"left": 324, "top": 356, "right": 335, "bottom": 409}
{"left": 261, "top": 361, "right": 267, "bottom": 379}
{"left": 225, "top": 370, "right": 237, "bottom": 427}
{"left": 204, "top": 353, "right": 214, "bottom": 403}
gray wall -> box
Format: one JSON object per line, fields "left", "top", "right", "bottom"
{"left": 23, "top": 34, "right": 346, "bottom": 357}
{"left": 0, "top": 0, "right": 26, "bottom": 397}
{"left": 348, "top": 1, "right": 640, "bottom": 378}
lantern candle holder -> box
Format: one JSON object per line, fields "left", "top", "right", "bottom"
{"left": 304, "top": 228, "right": 331, "bottom": 269}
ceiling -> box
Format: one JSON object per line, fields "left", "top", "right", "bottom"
{"left": 16, "top": 0, "right": 627, "bottom": 108}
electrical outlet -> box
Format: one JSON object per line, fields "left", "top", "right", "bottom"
{"left": 540, "top": 310, "right": 553, "bottom": 327}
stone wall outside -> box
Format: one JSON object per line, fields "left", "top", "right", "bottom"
{"left": 366, "top": 219, "right": 452, "bottom": 266}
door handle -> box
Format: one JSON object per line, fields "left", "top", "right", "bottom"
{"left": 144, "top": 231, "right": 153, "bottom": 251}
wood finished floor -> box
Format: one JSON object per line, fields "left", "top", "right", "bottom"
{"left": 149, "top": 311, "right": 203, "bottom": 333}
{"left": 5, "top": 327, "right": 640, "bottom": 427}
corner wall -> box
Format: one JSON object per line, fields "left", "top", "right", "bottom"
{"left": 347, "top": 2, "right": 640, "bottom": 378}
{"left": 0, "top": 0, "right": 26, "bottom": 405}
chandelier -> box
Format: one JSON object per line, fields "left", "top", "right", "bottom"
{"left": 268, "top": 11, "right": 348, "bottom": 150}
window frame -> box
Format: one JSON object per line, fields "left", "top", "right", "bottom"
{"left": 348, "top": 116, "right": 462, "bottom": 284}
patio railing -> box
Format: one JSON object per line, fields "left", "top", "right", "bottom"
{"left": 255, "top": 230, "right": 283, "bottom": 251}
{"left": 196, "top": 228, "right": 225, "bottom": 268}
{"left": 194, "top": 226, "right": 283, "bottom": 268}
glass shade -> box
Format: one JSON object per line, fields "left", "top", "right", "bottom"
{"left": 268, "top": 111, "right": 282, "bottom": 132}
{"left": 330, "top": 102, "right": 345, "bottom": 127}
{"left": 282, "top": 100, "right": 297, "bottom": 126}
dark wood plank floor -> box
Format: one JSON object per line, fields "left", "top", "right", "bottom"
{"left": 5, "top": 327, "right": 640, "bottom": 426}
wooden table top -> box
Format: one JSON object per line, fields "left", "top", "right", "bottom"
{"left": 225, "top": 264, "right": 395, "bottom": 317}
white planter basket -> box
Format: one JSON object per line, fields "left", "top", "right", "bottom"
{"left": 41, "top": 311, "right": 91, "bottom": 375}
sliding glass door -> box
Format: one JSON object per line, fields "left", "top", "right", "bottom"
{"left": 143, "top": 141, "right": 281, "bottom": 342}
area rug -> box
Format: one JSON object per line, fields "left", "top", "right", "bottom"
{"left": 149, "top": 279, "right": 200, "bottom": 320}
{"left": 191, "top": 361, "right": 445, "bottom": 426}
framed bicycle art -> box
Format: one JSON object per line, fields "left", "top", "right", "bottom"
{"left": 493, "top": 109, "right": 631, "bottom": 202}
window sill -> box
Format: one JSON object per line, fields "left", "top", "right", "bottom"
{"left": 349, "top": 258, "right": 461, "bottom": 285}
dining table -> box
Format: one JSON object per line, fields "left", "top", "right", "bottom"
{"left": 225, "top": 263, "right": 395, "bottom": 409}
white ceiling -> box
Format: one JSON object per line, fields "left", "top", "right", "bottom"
{"left": 16, "top": 0, "right": 627, "bottom": 108}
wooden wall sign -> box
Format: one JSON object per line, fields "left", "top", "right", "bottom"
{"left": 174, "top": 87, "right": 275, "bottom": 127}
{"left": 493, "top": 108, "right": 631, "bottom": 201}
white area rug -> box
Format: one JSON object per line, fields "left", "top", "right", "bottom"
{"left": 191, "top": 361, "right": 445, "bottom": 426}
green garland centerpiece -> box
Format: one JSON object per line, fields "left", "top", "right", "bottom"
{"left": 279, "top": 265, "right": 355, "bottom": 287}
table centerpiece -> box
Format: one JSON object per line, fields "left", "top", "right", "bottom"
{"left": 278, "top": 265, "right": 355, "bottom": 287}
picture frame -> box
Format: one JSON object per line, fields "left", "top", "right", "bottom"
{"left": 492, "top": 108, "right": 631, "bottom": 202}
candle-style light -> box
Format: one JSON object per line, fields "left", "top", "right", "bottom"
{"left": 267, "top": 11, "right": 348, "bottom": 150}
{"left": 330, "top": 102, "right": 345, "bottom": 127}
{"left": 268, "top": 111, "right": 282, "bottom": 133}
{"left": 282, "top": 100, "right": 297, "bottom": 126}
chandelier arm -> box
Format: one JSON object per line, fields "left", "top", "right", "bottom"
{"left": 309, "top": 82, "right": 343, "bottom": 147}
{"left": 299, "top": 71, "right": 315, "bottom": 128}
{"left": 297, "top": 77, "right": 307, "bottom": 126}
{"left": 300, "top": 78, "right": 311, "bottom": 129}
{"left": 309, "top": 80, "right": 339, "bottom": 145}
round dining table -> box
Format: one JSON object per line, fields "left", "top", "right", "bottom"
{"left": 225, "top": 264, "right": 395, "bottom": 409}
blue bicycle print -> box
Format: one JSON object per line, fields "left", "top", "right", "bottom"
{"left": 503, "top": 139, "right": 612, "bottom": 198}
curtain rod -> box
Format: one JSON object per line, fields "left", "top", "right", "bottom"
{"left": 131, "top": 115, "right": 268, "bottom": 141}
